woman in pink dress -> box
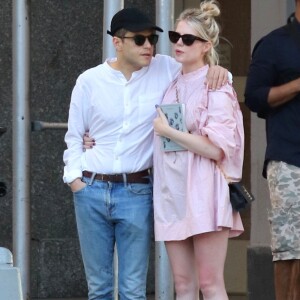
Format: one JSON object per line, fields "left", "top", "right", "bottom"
{"left": 153, "top": 1, "right": 244, "bottom": 299}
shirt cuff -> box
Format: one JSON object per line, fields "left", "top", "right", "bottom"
{"left": 228, "top": 72, "right": 233, "bottom": 84}
{"left": 63, "top": 168, "right": 83, "bottom": 184}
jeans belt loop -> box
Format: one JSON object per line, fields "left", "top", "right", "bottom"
{"left": 88, "top": 172, "right": 96, "bottom": 185}
{"left": 122, "top": 173, "right": 127, "bottom": 187}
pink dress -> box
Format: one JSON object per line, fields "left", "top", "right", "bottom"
{"left": 153, "top": 65, "right": 244, "bottom": 241}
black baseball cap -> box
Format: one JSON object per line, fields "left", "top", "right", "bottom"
{"left": 107, "top": 7, "right": 163, "bottom": 36}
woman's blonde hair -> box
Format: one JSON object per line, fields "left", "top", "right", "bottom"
{"left": 175, "top": 0, "right": 221, "bottom": 66}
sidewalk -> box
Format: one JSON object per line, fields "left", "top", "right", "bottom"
{"left": 34, "top": 294, "right": 247, "bottom": 300}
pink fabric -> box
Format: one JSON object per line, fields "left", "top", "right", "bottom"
{"left": 153, "top": 65, "right": 244, "bottom": 241}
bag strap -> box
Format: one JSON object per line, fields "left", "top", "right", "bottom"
{"left": 216, "top": 164, "right": 233, "bottom": 184}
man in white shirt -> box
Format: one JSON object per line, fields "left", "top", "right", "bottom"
{"left": 63, "top": 7, "right": 227, "bottom": 300}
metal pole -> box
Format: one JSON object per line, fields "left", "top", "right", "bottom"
{"left": 31, "top": 121, "right": 67, "bottom": 131}
{"left": 155, "top": 243, "right": 174, "bottom": 300}
{"left": 156, "top": 0, "right": 174, "bottom": 56}
{"left": 102, "top": 0, "right": 124, "bottom": 61}
{"left": 12, "top": 0, "right": 31, "bottom": 299}
{"left": 102, "top": 2, "right": 124, "bottom": 299}
{"left": 155, "top": 1, "right": 175, "bottom": 299}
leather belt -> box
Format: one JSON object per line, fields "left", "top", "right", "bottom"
{"left": 82, "top": 169, "right": 150, "bottom": 184}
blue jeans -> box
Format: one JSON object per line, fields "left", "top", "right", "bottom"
{"left": 73, "top": 177, "right": 153, "bottom": 300}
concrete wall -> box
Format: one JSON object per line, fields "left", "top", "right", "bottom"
{"left": 248, "top": 1, "right": 296, "bottom": 300}
{"left": 250, "top": 0, "right": 290, "bottom": 246}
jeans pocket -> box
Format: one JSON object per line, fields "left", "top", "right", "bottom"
{"left": 127, "top": 183, "right": 152, "bottom": 195}
{"left": 73, "top": 183, "right": 88, "bottom": 194}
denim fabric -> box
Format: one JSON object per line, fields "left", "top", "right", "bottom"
{"left": 73, "top": 177, "right": 153, "bottom": 300}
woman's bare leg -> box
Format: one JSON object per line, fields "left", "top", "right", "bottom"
{"left": 165, "top": 238, "right": 199, "bottom": 300}
{"left": 193, "top": 230, "right": 229, "bottom": 300}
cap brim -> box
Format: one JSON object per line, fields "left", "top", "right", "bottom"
{"left": 154, "top": 26, "right": 164, "bottom": 33}
{"left": 153, "top": 26, "right": 164, "bottom": 32}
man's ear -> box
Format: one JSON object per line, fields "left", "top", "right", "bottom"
{"left": 113, "top": 36, "right": 122, "bottom": 51}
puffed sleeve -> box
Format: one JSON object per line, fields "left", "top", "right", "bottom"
{"left": 201, "top": 84, "right": 244, "bottom": 181}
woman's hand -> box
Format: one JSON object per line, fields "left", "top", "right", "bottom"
{"left": 83, "top": 132, "right": 95, "bottom": 150}
{"left": 154, "top": 106, "right": 224, "bottom": 161}
{"left": 153, "top": 106, "right": 171, "bottom": 137}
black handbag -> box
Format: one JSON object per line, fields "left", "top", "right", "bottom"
{"left": 217, "top": 165, "right": 255, "bottom": 211}
{"left": 229, "top": 182, "right": 255, "bottom": 211}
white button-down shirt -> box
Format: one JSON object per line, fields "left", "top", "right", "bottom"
{"left": 63, "top": 54, "right": 180, "bottom": 183}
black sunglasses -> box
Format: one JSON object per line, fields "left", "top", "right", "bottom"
{"left": 168, "top": 31, "right": 207, "bottom": 46}
{"left": 121, "top": 34, "right": 159, "bottom": 46}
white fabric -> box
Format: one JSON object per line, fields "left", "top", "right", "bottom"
{"left": 153, "top": 66, "right": 244, "bottom": 241}
{"left": 63, "top": 54, "right": 180, "bottom": 183}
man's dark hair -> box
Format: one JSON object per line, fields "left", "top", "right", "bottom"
{"left": 115, "top": 28, "right": 128, "bottom": 38}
